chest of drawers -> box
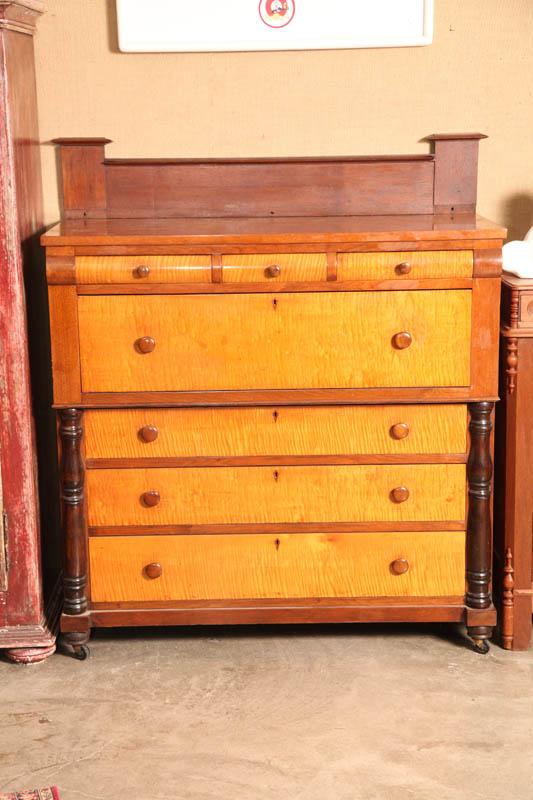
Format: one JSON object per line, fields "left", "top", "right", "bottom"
{"left": 43, "top": 134, "right": 505, "bottom": 658}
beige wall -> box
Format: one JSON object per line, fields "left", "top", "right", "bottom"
{"left": 35, "top": 0, "right": 533, "bottom": 238}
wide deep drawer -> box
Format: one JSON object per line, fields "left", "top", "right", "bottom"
{"left": 337, "top": 250, "right": 473, "bottom": 280}
{"left": 84, "top": 405, "right": 468, "bottom": 461}
{"left": 76, "top": 255, "right": 212, "bottom": 284}
{"left": 78, "top": 290, "right": 472, "bottom": 392}
{"left": 221, "top": 253, "right": 327, "bottom": 282}
{"left": 88, "top": 531, "right": 466, "bottom": 602}
{"left": 86, "top": 464, "right": 466, "bottom": 527}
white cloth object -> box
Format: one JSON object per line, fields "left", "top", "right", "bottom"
{"left": 503, "top": 226, "right": 533, "bottom": 278}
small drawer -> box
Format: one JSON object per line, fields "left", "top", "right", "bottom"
{"left": 75, "top": 255, "right": 212, "bottom": 284}
{"left": 88, "top": 531, "right": 466, "bottom": 602}
{"left": 86, "top": 464, "right": 466, "bottom": 527}
{"left": 337, "top": 250, "right": 473, "bottom": 281}
{"left": 84, "top": 405, "right": 468, "bottom": 461}
{"left": 519, "top": 292, "right": 533, "bottom": 327}
{"left": 222, "top": 253, "right": 327, "bottom": 282}
{"left": 77, "top": 290, "right": 472, "bottom": 392}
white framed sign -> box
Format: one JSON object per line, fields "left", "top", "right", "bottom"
{"left": 116, "top": 0, "right": 434, "bottom": 53}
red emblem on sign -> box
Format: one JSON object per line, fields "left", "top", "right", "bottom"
{"left": 259, "top": 0, "right": 296, "bottom": 29}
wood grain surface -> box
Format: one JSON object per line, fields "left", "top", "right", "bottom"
{"left": 48, "top": 285, "right": 81, "bottom": 403}
{"left": 337, "top": 250, "right": 473, "bottom": 280}
{"left": 41, "top": 214, "right": 507, "bottom": 248}
{"left": 88, "top": 531, "right": 466, "bottom": 602}
{"left": 84, "top": 404, "right": 468, "bottom": 460}
{"left": 76, "top": 255, "right": 211, "bottom": 283}
{"left": 85, "top": 463, "right": 466, "bottom": 526}
{"left": 78, "top": 290, "right": 472, "bottom": 392}
{"left": 221, "top": 253, "right": 327, "bottom": 282}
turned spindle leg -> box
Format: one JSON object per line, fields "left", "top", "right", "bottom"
{"left": 466, "top": 401, "right": 494, "bottom": 654}
{"left": 58, "top": 409, "right": 90, "bottom": 659}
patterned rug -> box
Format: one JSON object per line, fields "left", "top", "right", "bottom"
{"left": 0, "top": 790, "right": 59, "bottom": 800}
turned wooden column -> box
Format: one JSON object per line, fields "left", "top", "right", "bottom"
{"left": 59, "top": 409, "right": 87, "bottom": 616}
{"left": 466, "top": 402, "right": 494, "bottom": 643}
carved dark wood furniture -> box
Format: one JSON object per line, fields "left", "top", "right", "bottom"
{"left": 0, "top": 0, "right": 60, "bottom": 663}
{"left": 495, "top": 275, "right": 533, "bottom": 649}
{"left": 42, "top": 133, "right": 505, "bottom": 658}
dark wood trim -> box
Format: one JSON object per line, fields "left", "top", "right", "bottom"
{"left": 85, "top": 603, "right": 466, "bottom": 628}
{"left": 501, "top": 547, "right": 515, "bottom": 649}
{"left": 506, "top": 338, "right": 518, "bottom": 394}
{"left": 46, "top": 238, "right": 502, "bottom": 257}
{"left": 50, "top": 135, "right": 492, "bottom": 220}
{"left": 473, "top": 248, "right": 502, "bottom": 278}
{"left": 426, "top": 134, "right": 486, "bottom": 214}
{"left": 89, "top": 596, "right": 465, "bottom": 611}
{"left": 105, "top": 154, "right": 436, "bottom": 166}
{"left": 58, "top": 409, "right": 87, "bottom": 615}
{"left": 52, "top": 137, "right": 112, "bottom": 145}
{"left": 46, "top": 253, "right": 76, "bottom": 284}
{"left": 41, "top": 220, "right": 507, "bottom": 248}
{"left": 63, "top": 388, "right": 500, "bottom": 410}
{"left": 463, "top": 605, "right": 497, "bottom": 627}
{"left": 494, "top": 333, "right": 533, "bottom": 650}
{"left": 211, "top": 253, "right": 222, "bottom": 284}
{"left": 326, "top": 252, "right": 337, "bottom": 281}
{"left": 88, "top": 521, "right": 466, "bottom": 537}
{"left": 465, "top": 401, "right": 494, "bottom": 643}
{"left": 85, "top": 453, "right": 468, "bottom": 470}
{"left": 55, "top": 140, "right": 108, "bottom": 217}
{"left": 425, "top": 133, "right": 488, "bottom": 142}
{"left": 75, "top": 278, "right": 474, "bottom": 294}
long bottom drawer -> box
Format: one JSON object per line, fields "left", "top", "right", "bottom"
{"left": 89, "top": 532, "right": 466, "bottom": 603}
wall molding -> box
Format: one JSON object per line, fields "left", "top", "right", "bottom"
{"left": 0, "top": 1, "right": 45, "bottom": 36}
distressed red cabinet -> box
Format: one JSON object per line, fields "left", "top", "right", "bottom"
{"left": 0, "top": 0, "right": 60, "bottom": 663}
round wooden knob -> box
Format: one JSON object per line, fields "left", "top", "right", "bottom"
{"left": 390, "top": 486, "right": 410, "bottom": 503}
{"left": 264, "top": 264, "right": 281, "bottom": 278}
{"left": 390, "top": 423, "right": 410, "bottom": 440}
{"left": 135, "top": 336, "right": 156, "bottom": 354}
{"left": 392, "top": 331, "right": 412, "bottom": 350}
{"left": 395, "top": 261, "right": 412, "bottom": 275}
{"left": 139, "top": 425, "right": 159, "bottom": 443}
{"left": 390, "top": 558, "right": 409, "bottom": 576}
{"left": 144, "top": 562, "right": 162, "bottom": 579}
{"left": 141, "top": 490, "right": 161, "bottom": 507}
{"left": 134, "top": 264, "right": 150, "bottom": 278}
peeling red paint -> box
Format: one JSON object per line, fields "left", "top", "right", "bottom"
{"left": 0, "top": 20, "right": 46, "bottom": 634}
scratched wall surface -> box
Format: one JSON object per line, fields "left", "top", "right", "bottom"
{"left": 34, "top": 0, "right": 533, "bottom": 238}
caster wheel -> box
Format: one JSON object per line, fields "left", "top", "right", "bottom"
{"left": 471, "top": 638, "right": 490, "bottom": 655}
{"left": 73, "top": 644, "right": 90, "bottom": 661}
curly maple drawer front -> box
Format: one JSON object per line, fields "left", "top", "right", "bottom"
{"left": 222, "top": 253, "right": 327, "bottom": 282}
{"left": 77, "top": 291, "right": 472, "bottom": 392}
{"left": 76, "top": 255, "right": 212, "bottom": 284}
{"left": 84, "top": 405, "right": 468, "bottom": 460}
{"left": 88, "top": 531, "right": 467, "bottom": 602}
{"left": 86, "top": 464, "right": 466, "bottom": 527}
{"left": 337, "top": 250, "right": 473, "bottom": 280}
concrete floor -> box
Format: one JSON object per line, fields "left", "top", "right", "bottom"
{"left": 0, "top": 624, "right": 532, "bottom": 800}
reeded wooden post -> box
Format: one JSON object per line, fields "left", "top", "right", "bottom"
{"left": 466, "top": 402, "right": 494, "bottom": 649}
{"left": 59, "top": 409, "right": 86, "bottom": 615}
